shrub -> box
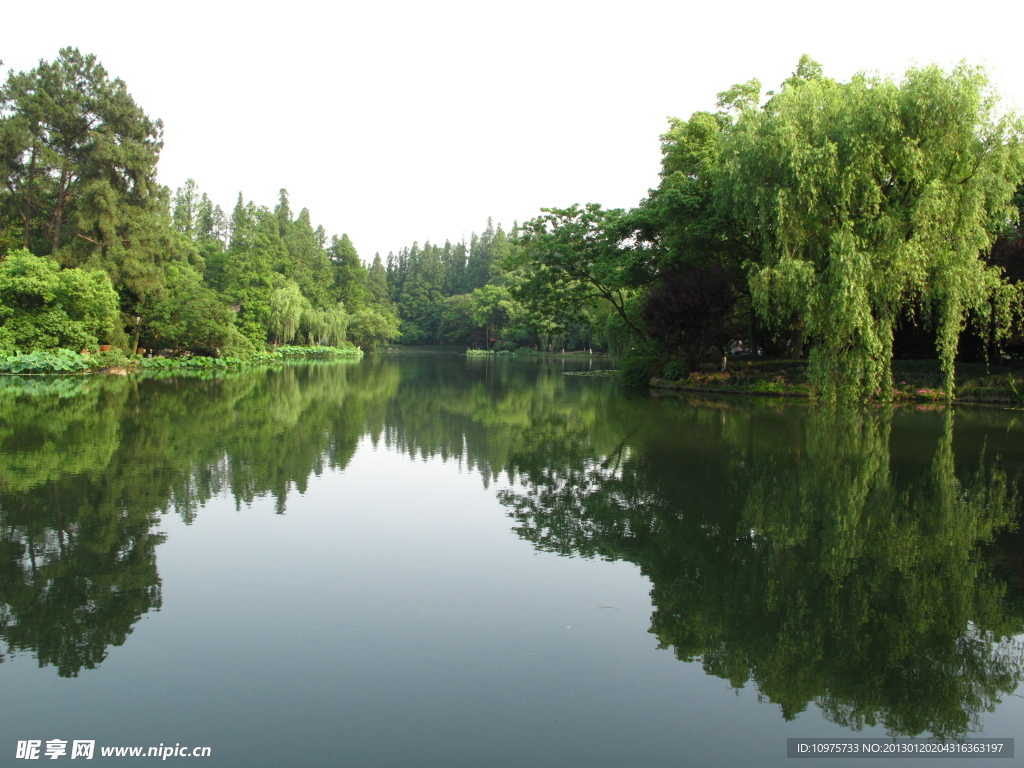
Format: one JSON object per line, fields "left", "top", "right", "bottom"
{"left": 0, "top": 350, "right": 91, "bottom": 374}
{"left": 662, "top": 360, "right": 688, "bottom": 381}
{"left": 618, "top": 348, "right": 659, "bottom": 388}
{"left": 0, "top": 250, "right": 124, "bottom": 352}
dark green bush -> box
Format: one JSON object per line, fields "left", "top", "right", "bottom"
{"left": 618, "top": 349, "right": 659, "bottom": 388}
{"left": 662, "top": 360, "right": 688, "bottom": 381}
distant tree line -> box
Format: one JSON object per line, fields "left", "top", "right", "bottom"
{"left": 3, "top": 50, "right": 1023, "bottom": 396}
{"left": 381, "top": 218, "right": 615, "bottom": 352}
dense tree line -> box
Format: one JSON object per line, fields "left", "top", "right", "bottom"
{"left": 3, "top": 49, "right": 1023, "bottom": 396}
{"left": 0, "top": 48, "right": 399, "bottom": 356}
{"left": 383, "top": 217, "right": 620, "bottom": 352}
{"left": 513, "top": 57, "right": 1024, "bottom": 399}
{"left": 382, "top": 56, "right": 1024, "bottom": 396}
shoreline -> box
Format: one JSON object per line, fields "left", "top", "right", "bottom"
{"left": 647, "top": 357, "right": 1024, "bottom": 407}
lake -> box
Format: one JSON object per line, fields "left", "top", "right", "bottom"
{"left": 2, "top": 354, "right": 1023, "bottom": 766}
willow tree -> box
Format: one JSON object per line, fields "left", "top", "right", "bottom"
{"left": 267, "top": 277, "right": 309, "bottom": 344}
{"left": 718, "top": 60, "right": 1024, "bottom": 400}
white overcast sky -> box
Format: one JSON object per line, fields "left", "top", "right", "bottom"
{"left": 3, "top": 0, "right": 1024, "bottom": 261}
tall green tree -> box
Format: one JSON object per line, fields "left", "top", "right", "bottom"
{"left": 221, "top": 203, "right": 284, "bottom": 345}
{"left": 366, "top": 253, "right": 392, "bottom": 308}
{"left": 282, "top": 207, "right": 332, "bottom": 309}
{"left": 171, "top": 178, "right": 199, "bottom": 237}
{"left": 267, "top": 276, "right": 309, "bottom": 344}
{"left": 468, "top": 284, "right": 516, "bottom": 350}
{"left": 329, "top": 233, "right": 368, "bottom": 311}
{"left": 1, "top": 48, "right": 169, "bottom": 303}
{"left": 717, "top": 61, "right": 1024, "bottom": 400}
{"left": 515, "top": 204, "right": 652, "bottom": 342}
{"left": 394, "top": 242, "right": 446, "bottom": 343}
{"left": 144, "top": 262, "right": 242, "bottom": 353}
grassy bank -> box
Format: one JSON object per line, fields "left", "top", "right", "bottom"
{"left": 651, "top": 358, "right": 1024, "bottom": 406}
{"left": 0, "top": 344, "right": 362, "bottom": 376}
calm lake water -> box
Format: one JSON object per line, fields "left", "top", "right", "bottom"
{"left": 2, "top": 354, "right": 1024, "bottom": 767}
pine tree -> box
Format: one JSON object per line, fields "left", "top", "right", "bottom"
{"left": 1, "top": 48, "right": 167, "bottom": 299}
{"left": 283, "top": 207, "right": 332, "bottom": 308}
{"left": 329, "top": 233, "right": 368, "bottom": 311}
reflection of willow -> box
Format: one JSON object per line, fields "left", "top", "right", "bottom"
{"left": 501, "top": 403, "right": 1024, "bottom": 737}
{"left": 0, "top": 360, "right": 399, "bottom": 676}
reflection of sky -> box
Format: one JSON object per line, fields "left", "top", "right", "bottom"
{"left": 6, "top": 434, "right": 1023, "bottom": 767}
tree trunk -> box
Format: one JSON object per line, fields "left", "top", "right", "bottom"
{"left": 131, "top": 316, "right": 142, "bottom": 355}
{"left": 51, "top": 169, "right": 70, "bottom": 255}
{"left": 787, "top": 317, "right": 805, "bottom": 360}
{"left": 22, "top": 138, "right": 39, "bottom": 250}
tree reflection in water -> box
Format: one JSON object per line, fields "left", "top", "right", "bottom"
{"left": 500, "top": 401, "right": 1024, "bottom": 737}
{"left": 1, "top": 358, "right": 1022, "bottom": 739}
{"left": 0, "top": 360, "right": 392, "bottom": 676}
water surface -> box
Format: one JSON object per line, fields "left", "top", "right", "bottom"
{"left": 2, "top": 355, "right": 1023, "bottom": 766}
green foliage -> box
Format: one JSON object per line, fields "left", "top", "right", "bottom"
{"left": 0, "top": 249, "right": 123, "bottom": 352}
{"left": 268, "top": 277, "right": 310, "bottom": 344}
{"left": 138, "top": 355, "right": 244, "bottom": 370}
{"left": 618, "top": 348, "right": 659, "bottom": 388}
{"left": 0, "top": 349, "right": 91, "bottom": 373}
{"left": 144, "top": 262, "right": 237, "bottom": 351}
{"left": 134, "top": 343, "right": 362, "bottom": 373}
{"left": 218, "top": 325, "right": 258, "bottom": 359}
{"left": 642, "top": 263, "right": 741, "bottom": 368}
{"left": 1008, "top": 374, "right": 1024, "bottom": 406}
{"left": 2, "top": 48, "right": 169, "bottom": 303}
{"left": 382, "top": 219, "right": 610, "bottom": 353}
{"left": 662, "top": 360, "right": 688, "bottom": 380}
{"left": 301, "top": 302, "right": 349, "bottom": 347}
{"left": 90, "top": 349, "right": 129, "bottom": 368}
{"left": 347, "top": 306, "right": 400, "bottom": 349}
{"left": 5, "top": 47, "right": 1021, "bottom": 400}
{"left": 392, "top": 242, "right": 446, "bottom": 342}
{"left": 274, "top": 344, "right": 362, "bottom": 357}
{"left": 468, "top": 284, "right": 517, "bottom": 350}
{"left": 365, "top": 253, "right": 391, "bottom": 307}
{"left": 282, "top": 205, "right": 333, "bottom": 309}
{"left": 718, "top": 61, "right": 1024, "bottom": 400}
{"left": 0, "top": 51, "right": 406, "bottom": 360}
{"left": 515, "top": 204, "right": 652, "bottom": 342}
{"left": 438, "top": 293, "right": 479, "bottom": 345}
{"left": 329, "top": 233, "right": 368, "bottom": 311}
